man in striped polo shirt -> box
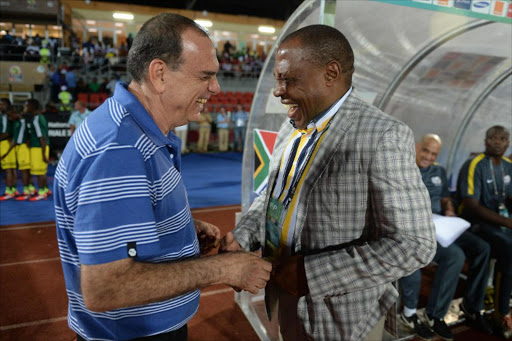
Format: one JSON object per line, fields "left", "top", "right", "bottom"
{"left": 457, "top": 125, "right": 512, "bottom": 338}
{"left": 54, "top": 14, "right": 271, "bottom": 340}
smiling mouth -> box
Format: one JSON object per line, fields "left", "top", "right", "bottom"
{"left": 283, "top": 104, "right": 298, "bottom": 109}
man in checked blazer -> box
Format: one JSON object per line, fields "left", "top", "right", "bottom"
{"left": 220, "top": 25, "right": 436, "bottom": 340}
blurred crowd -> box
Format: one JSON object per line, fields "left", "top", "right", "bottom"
{"left": 1, "top": 30, "right": 261, "bottom": 159}
{"left": 1, "top": 29, "right": 268, "bottom": 79}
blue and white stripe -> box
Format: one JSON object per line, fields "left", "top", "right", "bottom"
{"left": 107, "top": 97, "right": 127, "bottom": 126}
{"left": 84, "top": 143, "right": 132, "bottom": 160}
{"left": 148, "top": 238, "right": 200, "bottom": 263}
{"left": 54, "top": 156, "right": 68, "bottom": 188}
{"left": 74, "top": 120, "right": 97, "bottom": 159}
{"left": 54, "top": 205, "right": 74, "bottom": 230}
{"left": 155, "top": 206, "right": 192, "bottom": 236}
{"left": 135, "top": 135, "right": 161, "bottom": 161}
{"left": 69, "top": 314, "right": 88, "bottom": 339}
{"left": 75, "top": 221, "right": 159, "bottom": 254}
{"left": 77, "top": 175, "right": 149, "bottom": 206}
{"left": 67, "top": 290, "right": 199, "bottom": 320}
{"left": 149, "top": 167, "right": 182, "bottom": 205}
{"left": 57, "top": 238, "right": 80, "bottom": 267}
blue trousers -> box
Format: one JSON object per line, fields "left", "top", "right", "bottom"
{"left": 400, "top": 230, "right": 490, "bottom": 319}
{"left": 234, "top": 127, "right": 246, "bottom": 151}
{"left": 474, "top": 223, "right": 512, "bottom": 316}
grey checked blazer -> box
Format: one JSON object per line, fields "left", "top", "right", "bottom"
{"left": 233, "top": 90, "right": 436, "bottom": 340}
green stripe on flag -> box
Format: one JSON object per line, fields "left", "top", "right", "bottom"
{"left": 254, "top": 131, "right": 271, "bottom": 193}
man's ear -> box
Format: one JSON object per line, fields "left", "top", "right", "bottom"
{"left": 147, "top": 59, "right": 167, "bottom": 94}
{"left": 325, "top": 60, "right": 341, "bottom": 86}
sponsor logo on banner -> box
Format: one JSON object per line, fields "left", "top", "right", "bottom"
{"left": 48, "top": 122, "right": 72, "bottom": 138}
{"left": 434, "top": 0, "right": 454, "bottom": 7}
{"left": 8, "top": 65, "right": 23, "bottom": 82}
{"left": 492, "top": 0, "right": 508, "bottom": 15}
{"left": 507, "top": 2, "right": 512, "bottom": 17}
{"left": 253, "top": 129, "right": 278, "bottom": 195}
{"left": 472, "top": 0, "right": 491, "bottom": 13}
{"left": 454, "top": 0, "right": 472, "bottom": 10}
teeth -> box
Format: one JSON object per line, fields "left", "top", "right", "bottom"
{"left": 283, "top": 104, "right": 298, "bottom": 109}
{"left": 197, "top": 98, "right": 207, "bottom": 104}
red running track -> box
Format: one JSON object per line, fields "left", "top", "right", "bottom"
{"left": 0, "top": 205, "right": 259, "bottom": 341}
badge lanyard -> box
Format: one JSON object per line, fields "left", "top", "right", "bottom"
{"left": 263, "top": 118, "right": 333, "bottom": 261}
{"left": 272, "top": 117, "right": 334, "bottom": 210}
{"left": 489, "top": 158, "right": 506, "bottom": 199}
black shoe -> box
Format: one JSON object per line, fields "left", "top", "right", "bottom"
{"left": 423, "top": 310, "right": 454, "bottom": 340}
{"left": 460, "top": 301, "right": 494, "bottom": 335}
{"left": 400, "top": 312, "right": 434, "bottom": 340}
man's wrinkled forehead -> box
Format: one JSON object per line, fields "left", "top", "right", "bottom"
{"left": 274, "top": 45, "right": 311, "bottom": 76}
{"left": 273, "top": 56, "right": 292, "bottom": 78}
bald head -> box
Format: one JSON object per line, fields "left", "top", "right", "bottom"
{"left": 419, "top": 133, "right": 442, "bottom": 146}
{"left": 416, "top": 134, "right": 442, "bottom": 168}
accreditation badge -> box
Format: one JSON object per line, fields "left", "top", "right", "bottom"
{"left": 263, "top": 197, "right": 284, "bottom": 321}
{"left": 264, "top": 197, "right": 284, "bottom": 261}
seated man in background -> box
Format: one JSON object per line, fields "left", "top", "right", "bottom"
{"left": 68, "top": 100, "right": 91, "bottom": 135}
{"left": 400, "top": 134, "right": 492, "bottom": 340}
{"left": 457, "top": 125, "right": 512, "bottom": 338}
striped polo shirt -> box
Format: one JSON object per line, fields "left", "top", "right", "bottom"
{"left": 54, "top": 82, "right": 199, "bottom": 340}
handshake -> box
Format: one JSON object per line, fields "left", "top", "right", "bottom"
{"left": 196, "top": 220, "right": 308, "bottom": 297}
{"left": 195, "top": 219, "right": 271, "bottom": 294}
{"left": 215, "top": 231, "right": 272, "bottom": 294}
